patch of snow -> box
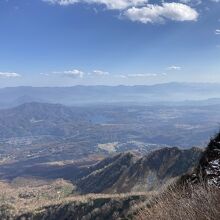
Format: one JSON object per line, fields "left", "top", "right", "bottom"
{"left": 210, "top": 159, "right": 220, "bottom": 167}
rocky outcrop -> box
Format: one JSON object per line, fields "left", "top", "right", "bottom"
{"left": 197, "top": 133, "right": 220, "bottom": 187}
{"left": 180, "top": 133, "right": 220, "bottom": 187}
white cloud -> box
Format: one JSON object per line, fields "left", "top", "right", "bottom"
{"left": 127, "top": 73, "right": 167, "bottom": 77}
{"left": 63, "top": 69, "right": 84, "bottom": 78}
{"left": 43, "top": 68, "right": 168, "bottom": 79}
{"left": 215, "top": 29, "right": 220, "bottom": 35}
{"left": 167, "top": 65, "right": 182, "bottom": 70}
{"left": 0, "top": 72, "right": 21, "bottom": 78}
{"left": 43, "top": 1, "right": 200, "bottom": 24}
{"left": 113, "top": 74, "right": 128, "bottom": 78}
{"left": 43, "top": 0, "right": 148, "bottom": 10}
{"left": 54, "top": 69, "right": 84, "bottom": 78}
{"left": 124, "top": 3, "right": 199, "bottom": 24}
{"left": 52, "top": 68, "right": 110, "bottom": 78}
{"left": 40, "top": 72, "right": 50, "bottom": 76}
{"left": 43, "top": 0, "right": 78, "bottom": 5}
{"left": 91, "top": 70, "right": 109, "bottom": 76}
{"left": 179, "top": 0, "right": 202, "bottom": 6}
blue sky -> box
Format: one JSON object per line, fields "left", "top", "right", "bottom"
{"left": 0, "top": 0, "right": 220, "bottom": 87}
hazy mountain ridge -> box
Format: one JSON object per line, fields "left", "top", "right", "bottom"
{"left": 0, "top": 102, "right": 88, "bottom": 138}
{"left": 0, "top": 102, "right": 219, "bottom": 146}
{"left": 1, "top": 83, "right": 220, "bottom": 108}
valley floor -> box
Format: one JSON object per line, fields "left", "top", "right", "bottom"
{"left": 0, "top": 179, "right": 150, "bottom": 220}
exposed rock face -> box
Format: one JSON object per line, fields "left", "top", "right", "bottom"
{"left": 197, "top": 133, "right": 220, "bottom": 187}
{"left": 181, "top": 133, "right": 220, "bottom": 188}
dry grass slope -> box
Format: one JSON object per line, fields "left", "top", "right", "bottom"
{"left": 0, "top": 178, "right": 150, "bottom": 220}
{"left": 136, "top": 184, "right": 220, "bottom": 220}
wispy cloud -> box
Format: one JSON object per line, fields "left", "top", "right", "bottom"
{"left": 167, "top": 65, "right": 182, "bottom": 70}
{"left": 53, "top": 69, "right": 84, "bottom": 78}
{"left": 0, "top": 72, "right": 21, "bottom": 78}
{"left": 40, "top": 68, "right": 168, "bottom": 80}
{"left": 48, "top": 69, "right": 110, "bottom": 78}
{"left": 43, "top": 0, "right": 148, "bottom": 10}
{"left": 43, "top": 0, "right": 78, "bottom": 6}
{"left": 113, "top": 74, "right": 128, "bottom": 78}
{"left": 40, "top": 72, "right": 50, "bottom": 76}
{"left": 127, "top": 73, "right": 167, "bottom": 77}
{"left": 215, "top": 29, "right": 220, "bottom": 35}
{"left": 90, "top": 70, "right": 109, "bottom": 76}
{"left": 179, "top": 0, "right": 202, "bottom": 6}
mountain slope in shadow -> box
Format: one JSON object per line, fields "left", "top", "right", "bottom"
{"left": 77, "top": 147, "right": 202, "bottom": 193}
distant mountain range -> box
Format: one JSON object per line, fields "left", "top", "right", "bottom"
{"left": 1, "top": 102, "right": 219, "bottom": 150}
{"left": 1, "top": 83, "right": 220, "bottom": 108}
{"left": 0, "top": 102, "right": 87, "bottom": 138}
